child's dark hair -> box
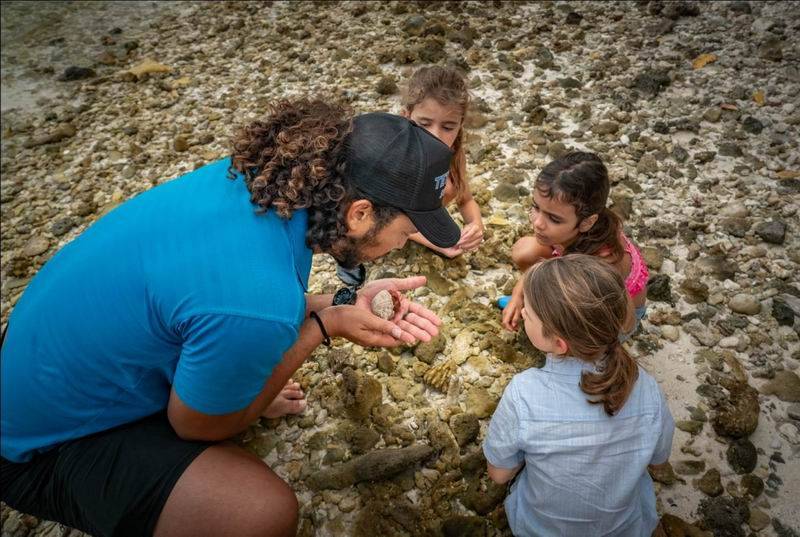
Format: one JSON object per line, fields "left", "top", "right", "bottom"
{"left": 402, "top": 65, "right": 469, "bottom": 204}
{"left": 536, "top": 152, "right": 624, "bottom": 263}
{"left": 524, "top": 254, "right": 638, "bottom": 416}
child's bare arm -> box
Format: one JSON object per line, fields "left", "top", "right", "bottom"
{"left": 487, "top": 462, "right": 523, "bottom": 484}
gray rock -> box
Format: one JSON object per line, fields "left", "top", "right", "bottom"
{"left": 493, "top": 183, "right": 519, "bottom": 202}
{"left": 22, "top": 235, "right": 50, "bottom": 257}
{"left": 58, "top": 66, "right": 96, "bottom": 81}
{"left": 720, "top": 217, "right": 750, "bottom": 238}
{"left": 729, "top": 294, "right": 761, "bottom": 315}
{"left": 787, "top": 403, "right": 800, "bottom": 421}
{"left": 50, "top": 217, "right": 75, "bottom": 237}
{"left": 592, "top": 120, "right": 620, "bottom": 135}
{"left": 633, "top": 69, "right": 670, "bottom": 97}
{"left": 637, "top": 154, "right": 658, "bottom": 174}
{"left": 742, "top": 116, "right": 764, "bottom": 134}
{"left": 760, "top": 371, "right": 800, "bottom": 402}
{"left": 647, "top": 274, "right": 673, "bottom": 303}
{"left": 305, "top": 445, "right": 435, "bottom": 489}
{"left": 772, "top": 297, "right": 796, "bottom": 327}
{"left": 759, "top": 37, "right": 783, "bottom": 62}
{"left": 414, "top": 334, "right": 445, "bottom": 365}
{"left": 402, "top": 15, "right": 426, "bottom": 36}
{"left": 741, "top": 474, "right": 764, "bottom": 498}
{"left": 676, "top": 420, "right": 703, "bottom": 434}
{"left": 558, "top": 77, "right": 582, "bottom": 89}
{"left": 718, "top": 142, "right": 742, "bottom": 157}
{"left": 679, "top": 279, "right": 709, "bottom": 304}
{"left": 755, "top": 220, "right": 786, "bottom": 244}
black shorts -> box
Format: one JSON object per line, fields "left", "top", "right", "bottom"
{"left": 1, "top": 413, "right": 212, "bottom": 537}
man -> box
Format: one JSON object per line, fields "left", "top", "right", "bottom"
{"left": 1, "top": 100, "right": 461, "bottom": 537}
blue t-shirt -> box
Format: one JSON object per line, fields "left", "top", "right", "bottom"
{"left": 1, "top": 158, "right": 312, "bottom": 463}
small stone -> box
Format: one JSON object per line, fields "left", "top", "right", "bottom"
{"left": 648, "top": 274, "right": 673, "bottom": 303}
{"left": 649, "top": 462, "right": 680, "bottom": 485}
{"left": 696, "top": 468, "right": 723, "bottom": 497}
{"left": 449, "top": 413, "right": 479, "bottom": 447}
{"left": 674, "top": 459, "right": 705, "bottom": 476}
{"left": 718, "top": 142, "right": 743, "bottom": 157}
{"left": 676, "top": 420, "right": 703, "bottom": 435}
{"left": 704, "top": 108, "right": 722, "bottom": 123}
{"left": 741, "top": 474, "right": 764, "bottom": 497}
{"left": 633, "top": 69, "right": 671, "bottom": 97}
{"left": 592, "top": 120, "right": 619, "bottom": 135}
{"left": 699, "top": 497, "right": 749, "bottom": 537}
{"left": 558, "top": 77, "right": 582, "bottom": 89}
{"left": 748, "top": 508, "right": 770, "bottom": 532}
{"left": 729, "top": 294, "right": 761, "bottom": 315}
{"left": 413, "top": 334, "right": 445, "bottom": 365}
{"left": 58, "top": 66, "right": 96, "bottom": 81}
{"left": 727, "top": 438, "right": 757, "bottom": 474}
{"left": 772, "top": 298, "right": 796, "bottom": 327}
{"left": 760, "top": 371, "right": 800, "bottom": 402}
{"left": 637, "top": 153, "right": 658, "bottom": 174}
{"left": 493, "top": 183, "right": 519, "bottom": 202}
{"left": 174, "top": 135, "right": 190, "bottom": 152}
{"left": 661, "top": 325, "right": 680, "bottom": 342}
{"left": 759, "top": 37, "right": 783, "bottom": 62}
{"left": 755, "top": 220, "right": 786, "bottom": 244}
{"left": 778, "top": 422, "right": 800, "bottom": 444}
{"left": 50, "top": 217, "right": 75, "bottom": 237}
{"left": 375, "top": 75, "right": 398, "bottom": 95}
{"left": 787, "top": 403, "right": 800, "bottom": 421}
{"left": 465, "top": 386, "right": 497, "bottom": 419}
{"left": 377, "top": 352, "right": 395, "bottom": 374}
{"left": 711, "top": 379, "right": 760, "bottom": 438}
{"left": 742, "top": 116, "right": 764, "bottom": 134}
{"left": 22, "top": 235, "right": 50, "bottom": 257}
{"left": 402, "top": 14, "right": 426, "bottom": 36}
{"left": 679, "top": 279, "right": 709, "bottom": 304}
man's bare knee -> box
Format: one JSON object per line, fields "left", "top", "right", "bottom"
{"left": 251, "top": 481, "right": 298, "bottom": 537}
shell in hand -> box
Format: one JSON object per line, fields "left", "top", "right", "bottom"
{"left": 371, "top": 289, "right": 402, "bottom": 320}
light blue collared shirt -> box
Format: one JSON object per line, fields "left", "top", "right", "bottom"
{"left": 483, "top": 355, "right": 674, "bottom": 537}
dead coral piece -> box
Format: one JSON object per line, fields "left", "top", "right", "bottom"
{"left": 305, "top": 444, "right": 435, "bottom": 490}
{"left": 423, "top": 359, "right": 456, "bottom": 392}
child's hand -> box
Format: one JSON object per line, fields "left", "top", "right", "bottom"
{"left": 502, "top": 292, "right": 524, "bottom": 332}
{"left": 438, "top": 245, "right": 464, "bottom": 258}
{"left": 457, "top": 223, "right": 484, "bottom": 252}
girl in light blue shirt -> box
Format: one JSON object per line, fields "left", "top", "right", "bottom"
{"left": 483, "top": 254, "right": 674, "bottom": 537}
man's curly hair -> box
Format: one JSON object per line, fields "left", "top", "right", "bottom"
{"left": 228, "top": 99, "right": 367, "bottom": 252}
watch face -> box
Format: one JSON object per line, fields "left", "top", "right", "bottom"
{"left": 333, "top": 287, "right": 357, "bottom": 306}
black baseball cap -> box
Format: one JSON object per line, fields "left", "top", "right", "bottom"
{"left": 345, "top": 112, "right": 461, "bottom": 248}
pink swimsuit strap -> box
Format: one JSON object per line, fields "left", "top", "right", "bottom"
{"left": 621, "top": 234, "right": 649, "bottom": 297}
{"left": 551, "top": 235, "right": 649, "bottom": 297}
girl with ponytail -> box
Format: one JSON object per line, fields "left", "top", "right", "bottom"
{"left": 484, "top": 255, "right": 674, "bottom": 537}
{"left": 500, "top": 152, "right": 649, "bottom": 337}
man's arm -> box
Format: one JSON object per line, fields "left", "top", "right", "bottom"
{"left": 305, "top": 293, "right": 333, "bottom": 317}
{"left": 167, "top": 311, "right": 331, "bottom": 442}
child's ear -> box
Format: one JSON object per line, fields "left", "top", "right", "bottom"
{"left": 554, "top": 337, "right": 569, "bottom": 356}
{"left": 578, "top": 213, "right": 599, "bottom": 233}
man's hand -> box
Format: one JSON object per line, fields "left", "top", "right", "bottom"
{"left": 347, "top": 276, "right": 441, "bottom": 344}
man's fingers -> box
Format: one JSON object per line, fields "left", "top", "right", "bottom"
{"left": 407, "top": 301, "right": 442, "bottom": 326}
{"left": 396, "top": 319, "right": 433, "bottom": 342}
{"left": 391, "top": 276, "right": 428, "bottom": 291}
{"left": 402, "top": 311, "right": 439, "bottom": 338}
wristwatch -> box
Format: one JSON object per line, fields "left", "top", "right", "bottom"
{"left": 332, "top": 286, "right": 358, "bottom": 306}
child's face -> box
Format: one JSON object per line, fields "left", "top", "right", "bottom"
{"left": 522, "top": 295, "right": 563, "bottom": 354}
{"left": 529, "top": 189, "right": 582, "bottom": 248}
{"left": 405, "top": 97, "right": 462, "bottom": 149}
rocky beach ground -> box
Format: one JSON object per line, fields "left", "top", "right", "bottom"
{"left": 1, "top": 1, "right": 799, "bottom": 536}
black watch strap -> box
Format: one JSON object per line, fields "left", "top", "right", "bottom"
{"left": 332, "top": 286, "right": 357, "bottom": 306}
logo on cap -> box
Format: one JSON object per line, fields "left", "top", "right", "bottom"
{"left": 434, "top": 172, "right": 448, "bottom": 199}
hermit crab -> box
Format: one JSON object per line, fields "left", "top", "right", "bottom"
{"left": 370, "top": 289, "right": 403, "bottom": 320}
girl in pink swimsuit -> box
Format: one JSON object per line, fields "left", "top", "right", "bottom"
{"left": 501, "top": 152, "right": 649, "bottom": 338}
